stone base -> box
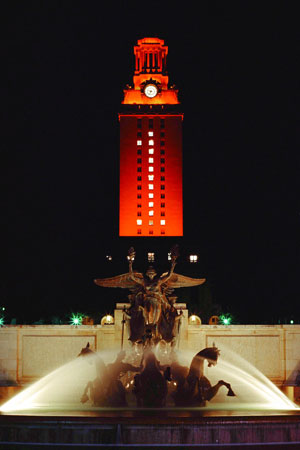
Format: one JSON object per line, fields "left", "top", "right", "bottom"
{"left": 0, "top": 412, "right": 300, "bottom": 448}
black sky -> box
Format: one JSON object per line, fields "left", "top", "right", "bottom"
{"left": 2, "top": 2, "right": 299, "bottom": 324}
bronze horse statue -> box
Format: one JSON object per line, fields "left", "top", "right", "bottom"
{"left": 79, "top": 344, "right": 140, "bottom": 407}
{"left": 133, "top": 350, "right": 171, "bottom": 407}
{"left": 78, "top": 343, "right": 108, "bottom": 406}
{"left": 171, "top": 346, "right": 235, "bottom": 406}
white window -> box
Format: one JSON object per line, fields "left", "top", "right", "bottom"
{"left": 148, "top": 148, "right": 154, "bottom": 154}
{"left": 149, "top": 201, "right": 154, "bottom": 207}
{"left": 168, "top": 252, "right": 171, "bottom": 261}
{"left": 149, "top": 210, "right": 154, "bottom": 216}
{"left": 149, "top": 166, "right": 154, "bottom": 172}
{"left": 148, "top": 157, "right": 154, "bottom": 163}
{"left": 189, "top": 255, "right": 198, "bottom": 263}
{"left": 148, "top": 252, "right": 155, "bottom": 262}
{"left": 106, "top": 255, "right": 112, "bottom": 261}
{"left": 137, "top": 140, "right": 142, "bottom": 146}
{"left": 137, "top": 219, "right": 142, "bottom": 225}
{"left": 160, "top": 219, "right": 165, "bottom": 225}
{"left": 148, "top": 175, "right": 154, "bottom": 181}
{"left": 148, "top": 131, "right": 154, "bottom": 137}
{"left": 148, "top": 184, "right": 154, "bottom": 190}
{"left": 148, "top": 193, "right": 154, "bottom": 198}
{"left": 149, "top": 139, "right": 154, "bottom": 145}
{"left": 149, "top": 220, "right": 153, "bottom": 226}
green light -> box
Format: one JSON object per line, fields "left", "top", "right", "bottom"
{"left": 219, "top": 314, "right": 232, "bottom": 325}
{"left": 290, "top": 320, "right": 294, "bottom": 324}
{"left": 0, "top": 317, "right": 4, "bottom": 327}
{"left": 69, "top": 313, "right": 83, "bottom": 326}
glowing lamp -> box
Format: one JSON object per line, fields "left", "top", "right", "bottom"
{"left": 0, "top": 316, "right": 4, "bottom": 327}
{"left": 69, "top": 313, "right": 83, "bottom": 326}
{"left": 290, "top": 320, "right": 294, "bottom": 324}
{"left": 219, "top": 314, "right": 232, "bottom": 325}
{"left": 101, "top": 314, "right": 114, "bottom": 325}
{"left": 188, "top": 314, "right": 201, "bottom": 325}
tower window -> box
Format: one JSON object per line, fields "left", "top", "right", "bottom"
{"left": 189, "top": 255, "right": 198, "bottom": 263}
{"left": 137, "top": 194, "right": 141, "bottom": 199}
{"left": 149, "top": 201, "right": 154, "bottom": 207}
{"left": 148, "top": 184, "right": 154, "bottom": 190}
{"left": 137, "top": 158, "right": 142, "bottom": 164}
{"left": 161, "top": 211, "right": 165, "bottom": 216}
{"left": 148, "top": 193, "right": 154, "bottom": 198}
{"left": 161, "top": 202, "right": 165, "bottom": 208}
{"left": 161, "top": 176, "right": 165, "bottom": 181}
{"left": 160, "top": 167, "right": 165, "bottom": 172}
{"left": 137, "top": 176, "right": 142, "bottom": 181}
{"left": 148, "top": 252, "right": 155, "bottom": 262}
{"left": 149, "top": 220, "right": 153, "bottom": 226}
{"left": 160, "top": 119, "right": 165, "bottom": 129}
{"left": 137, "top": 149, "right": 142, "bottom": 155}
{"left": 137, "top": 167, "right": 142, "bottom": 172}
{"left": 161, "top": 158, "right": 165, "bottom": 164}
{"left": 149, "top": 210, "right": 154, "bottom": 216}
{"left": 137, "top": 204, "right": 141, "bottom": 208}
{"left": 137, "top": 229, "right": 142, "bottom": 235}
{"left": 137, "top": 219, "right": 142, "bottom": 225}
{"left": 137, "top": 140, "right": 142, "bottom": 146}
{"left": 160, "top": 132, "right": 165, "bottom": 137}
{"left": 161, "top": 194, "right": 165, "bottom": 199}
{"left": 160, "top": 220, "right": 166, "bottom": 225}
{"left": 148, "top": 157, "right": 154, "bottom": 163}
{"left": 148, "top": 175, "right": 154, "bottom": 181}
{"left": 160, "top": 149, "right": 165, "bottom": 155}
{"left": 137, "top": 131, "right": 142, "bottom": 138}
{"left": 148, "top": 131, "right": 154, "bottom": 137}
{"left": 161, "top": 185, "right": 165, "bottom": 190}
{"left": 149, "top": 230, "right": 153, "bottom": 235}
{"left": 137, "top": 185, "right": 141, "bottom": 190}
{"left": 137, "top": 119, "right": 142, "bottom": 129}
{"left": 148, "top": 148, "right": 154, "bottom": 154}
{"left": 137, "top": 211, "right": 141, "bottom": 216}
{"left": 149, "top": 139, "right": 154, "bottom": 146}
{"left": 161, "top": 230, "right": 165, "bottom": 235}
{"left": 149, "top": 166, "right": 154, "bottom": 172}
{"left": 149, "top": 119, "right": 153, "bottom": 129}
{"left": 160, "top": 141, "right": 165, "bottom": 147}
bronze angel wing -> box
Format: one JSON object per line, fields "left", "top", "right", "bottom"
{"left": 94, "top": 272, "right": 143, "bottom": 290}
{"left": 162, "top": 272, "right": 205, "bottom": 289}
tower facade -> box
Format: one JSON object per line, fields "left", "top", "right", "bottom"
{"left": 119, "top": 38, "right": 183, "bottom": 237}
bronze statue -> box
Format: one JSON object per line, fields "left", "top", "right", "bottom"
{"left": 171, "top": 347, "right": 236, "bottom": 406}
{"left": 133, "top": 349, "right": 170, "bottom": 407}
{"left": 79, "top": 344, "right": 140, "bottom": 407}
{"left": 94, "top": 246, "right": 205, "bottom": 343}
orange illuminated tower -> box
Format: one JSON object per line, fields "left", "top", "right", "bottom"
{"left": 119, "top": 37, "right": 183, "bottom": 237}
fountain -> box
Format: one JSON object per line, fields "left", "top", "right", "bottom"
{"left": 0, "top": 247, "right": 299, "bottom": 447}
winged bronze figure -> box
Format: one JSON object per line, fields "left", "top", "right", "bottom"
{"left": 94, "top": 247, "right": 205, "bottom": 328}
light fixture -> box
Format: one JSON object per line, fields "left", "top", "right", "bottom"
{"left": 101, "top": 314, "right": 114, "bottom": 325}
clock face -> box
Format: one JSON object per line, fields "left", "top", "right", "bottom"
{"left": 144, "top": 84, "right": 158, "bottom": 98}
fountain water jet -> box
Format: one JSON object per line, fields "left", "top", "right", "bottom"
{"left": 0, "top": 345, "right": 297, "bottom": 413}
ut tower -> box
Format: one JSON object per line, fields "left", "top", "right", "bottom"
{"left": 119, "top": 38, "right": 183, "bottom": 237}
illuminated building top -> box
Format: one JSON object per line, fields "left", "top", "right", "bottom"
{"left": 122, "top": 37, "right": 179, "bottom": 105}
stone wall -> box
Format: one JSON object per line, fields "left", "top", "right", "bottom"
{"left": 0, "top": 316, "right": 300, "bottom": 386}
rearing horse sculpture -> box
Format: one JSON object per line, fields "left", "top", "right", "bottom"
{"left": 172, "top": 347, "right": 236, "bottom": 406}
{"left": 133, "top": 350, "right": 171, "bottom": 407}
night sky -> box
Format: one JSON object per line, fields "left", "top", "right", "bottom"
{"left": 2, "top": 3, "right": 299, "bottom": 324}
